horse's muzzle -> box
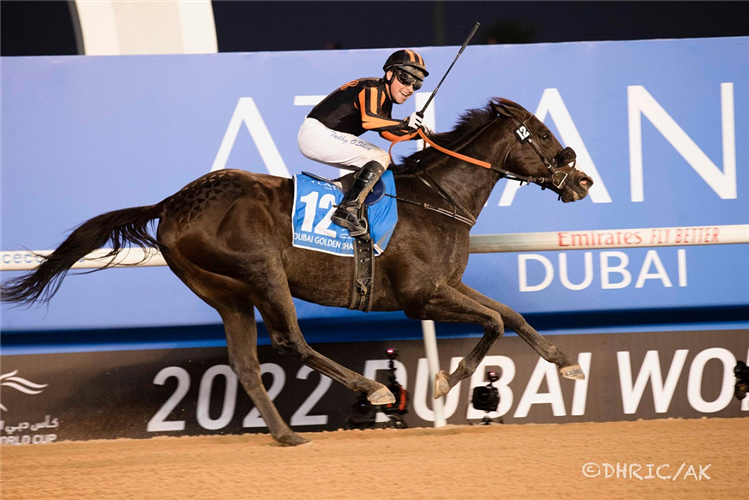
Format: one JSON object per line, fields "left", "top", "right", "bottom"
{"left": 560, "top": 171, "right": 594, "bottom": 203}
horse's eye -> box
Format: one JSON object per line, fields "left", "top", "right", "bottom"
{"left": 541, "top": 133, "right": 551, "bottom": 141}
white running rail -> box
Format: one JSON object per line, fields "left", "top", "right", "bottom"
{"left": 3, "top": 224, "right": 747, "bottom": 272}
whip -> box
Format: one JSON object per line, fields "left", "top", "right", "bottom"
{"left": 418, "top": 22, "right": 480, "bottom": 116}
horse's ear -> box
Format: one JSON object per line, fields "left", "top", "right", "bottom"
{"left": 491, "top": 98, "right": 516, "bottom": 118}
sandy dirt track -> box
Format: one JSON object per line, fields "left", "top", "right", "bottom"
{"left": 2, "top": 417, "right": 746, "bottom": 500}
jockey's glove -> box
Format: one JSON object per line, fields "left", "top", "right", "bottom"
{"left": 404, "top": 111, "right": 424, "bottom": 132}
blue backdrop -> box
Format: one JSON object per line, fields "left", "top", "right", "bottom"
{"left": 2, "top": 37, "right": 748, "bottom": 332}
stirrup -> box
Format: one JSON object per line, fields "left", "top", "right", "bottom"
{"left": 347, "top": 218, "right": 369, "bottom": 238}
{"left": 331, "top": 206, "right": 369, "bottom": 240}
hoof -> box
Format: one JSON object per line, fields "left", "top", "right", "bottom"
{"left": 434, "top": 370, "right": 450, "bottom": 399}
{"left": 368, "top": 386, "right": 395, "bottom": 405}
{"left": 276, "top": 432, "right": 310, "bottom": 447}
{"left": 560, "top": 364, "right": 585, "bottom": 380}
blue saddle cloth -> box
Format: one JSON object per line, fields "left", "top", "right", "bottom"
{"left": 292, "top": 171, "right": 398, "bottom": 256}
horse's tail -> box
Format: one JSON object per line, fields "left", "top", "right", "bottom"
{"left": 1, "top": 203, "right": 165, "bottom": 306}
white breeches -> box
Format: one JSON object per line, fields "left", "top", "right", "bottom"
{"left": 297, "top": 118, "right": 390, "bottom": 172}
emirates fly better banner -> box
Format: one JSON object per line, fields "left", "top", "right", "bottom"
{"left": 1, "top": 37, "right": 748, "bottom": 331}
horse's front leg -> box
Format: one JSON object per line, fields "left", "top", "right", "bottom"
{"left": 455, "top": 282, "right": 585, "bottom": 380}
{"left": 408, "top": 284, "right": 506, "bottom": 399}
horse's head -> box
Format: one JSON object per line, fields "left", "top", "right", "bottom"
{"left": 492, "top": 98, "right": 593, "bottom": 203}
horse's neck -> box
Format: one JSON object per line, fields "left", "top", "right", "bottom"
{"left": 424, "top": 121, "right": 511, "bottom": 218}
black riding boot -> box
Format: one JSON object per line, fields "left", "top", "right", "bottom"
{"left": 331, "top": 161, "right": 386, "bottom": 239}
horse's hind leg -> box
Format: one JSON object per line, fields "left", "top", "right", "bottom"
{"left": 220, "top": 307, "right": 308, "bottom": 446}
{"left": 254, "top": 284, "right": 394, "bottom": 405}
{"left": 456, "top": 283, "right": 584, "bottom": 380}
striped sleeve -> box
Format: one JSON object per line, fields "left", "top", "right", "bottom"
{"left": 358, "top": 87, "right": 405, "bottom": 132}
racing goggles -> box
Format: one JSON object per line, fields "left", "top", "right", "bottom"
{"left": 395, "top": 69, "right": 423, "bottom": 90}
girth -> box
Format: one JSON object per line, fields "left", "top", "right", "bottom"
{"left": 348, "top": 205, "right": 375, "bottom": 312}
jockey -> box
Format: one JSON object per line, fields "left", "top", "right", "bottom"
{"left": 298, "top": 49, "right": 429, "bottom": 238}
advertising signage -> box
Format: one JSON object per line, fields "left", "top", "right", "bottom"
{"left": 2, "top": 37, "right": 747, "bottom": 331}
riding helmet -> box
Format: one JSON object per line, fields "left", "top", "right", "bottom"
{"left": 383, "top": 49, "right": 429, "bottom": 80}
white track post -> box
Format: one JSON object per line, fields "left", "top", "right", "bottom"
{"left": 421, "top": 319, "right": 447, "bottom": 427}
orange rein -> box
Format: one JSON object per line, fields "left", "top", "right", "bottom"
{"left": 388, "top": 128, "right": 492, "bottom": 169}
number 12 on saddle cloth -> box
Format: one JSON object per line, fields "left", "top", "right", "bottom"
{"left": 292, "top": 171, "right": 398, "bottom": 256}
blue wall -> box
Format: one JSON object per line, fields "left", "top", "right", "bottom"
{"left": 2, "top": 37, "right": 748, "bottom": 334}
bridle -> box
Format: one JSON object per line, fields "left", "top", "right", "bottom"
{"left": 387, "top": 109, "right": 579, "bottom": 226}
{"left": 414, "top": 116, "right": 578, "bottom": 192}
{"left": 504, "top": 117, "right": 578, "bottom": 192}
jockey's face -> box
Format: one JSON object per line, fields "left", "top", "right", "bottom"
{"left": 386, "top": 70, "right": 416, "bottom": 104}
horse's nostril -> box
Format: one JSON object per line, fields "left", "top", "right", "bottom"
{"left": 579, "top": 177, "right": 593, "bottom": 187}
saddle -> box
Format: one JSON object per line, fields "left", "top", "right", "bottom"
{"left": 301, "top": 170, "right": 383, "bottom": 312}
{"left": 302, "top": 170, "right": 387, "bottom": 207}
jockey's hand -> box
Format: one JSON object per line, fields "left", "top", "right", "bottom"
{"left": 405, "top": 111, "right": 424, "bottom": 132}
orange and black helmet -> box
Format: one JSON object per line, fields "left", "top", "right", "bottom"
{"left": 383, "top": 49, "right": 428, "bottom": 80}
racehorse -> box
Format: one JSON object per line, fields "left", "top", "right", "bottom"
{"left": 2, "top": 98, "right": 593, "bottom": 446}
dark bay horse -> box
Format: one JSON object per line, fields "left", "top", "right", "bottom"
{"left": 2, "top": 98, "right": 593, "bottom": 446}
